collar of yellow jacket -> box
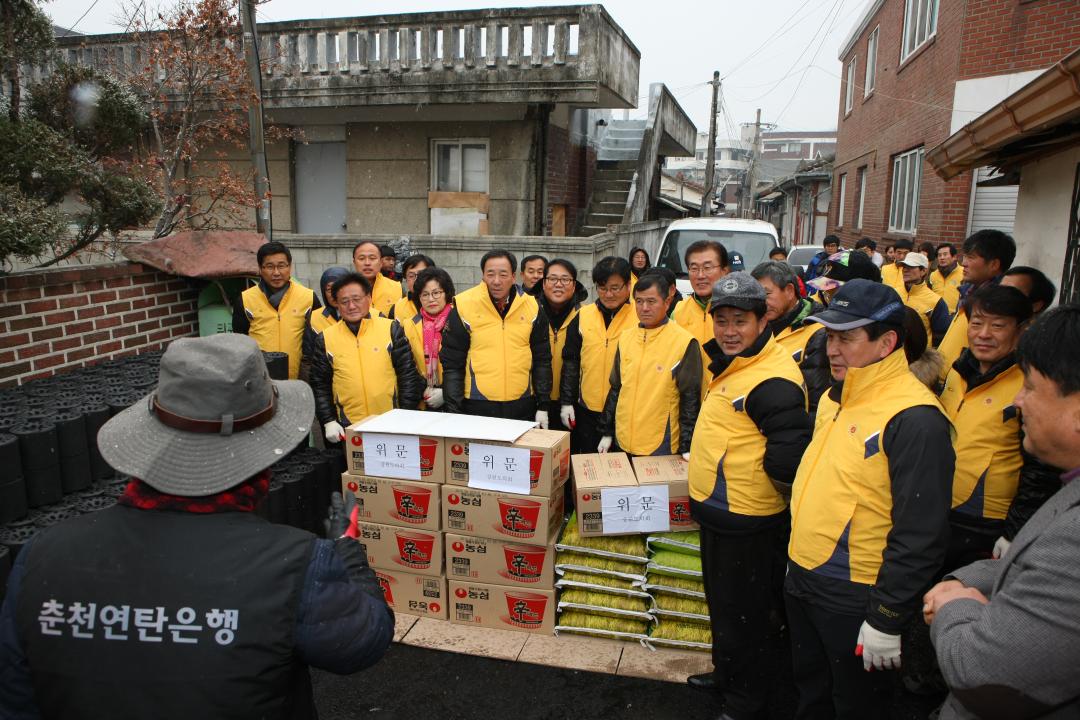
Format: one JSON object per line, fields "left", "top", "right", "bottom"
{"left": 711, "top": 331, "right": 779, "bottom": 385}
{"left": 836, "top": 348, "right": 910, "bottom": 407}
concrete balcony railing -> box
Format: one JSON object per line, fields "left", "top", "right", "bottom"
{"left": 41, "top": 4, "right": 640, "bottom": 110}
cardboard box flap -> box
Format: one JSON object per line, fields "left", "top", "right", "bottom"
{"left": 515, "top": 428, "right": 567, "bottom": 449}
{"left": 571, "top": 453, "right": 637, "bottom": 490}
{"left": 633, "top": 455, "right": 690, "bottom": 484}
{"left": 350, "top": 409, "right": 534, "bottom": 443}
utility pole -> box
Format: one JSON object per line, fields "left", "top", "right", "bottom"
{"left": 240, "top": 0, "right": 272, "bottom": 239}
{"left": 743, "top": 108, "right": 762, "bottom": 218}
{"left": 700, "top": 71, "right": 720, "bottom": 217}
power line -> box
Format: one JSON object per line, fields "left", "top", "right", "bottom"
{"left": 775, "top": 0, "right": 849, "bottom": 126}
{"left": 67, "top": 0, "right": 104, "bottom": 33}
{"left": 720, "top": 0, "right": 821, "bottom": 81}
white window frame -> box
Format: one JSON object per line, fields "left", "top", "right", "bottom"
{"left": 845, "top": 58, "right": 857, "bottom": 114}
{"left": 901, "top": 0, "right": 939, "bottom": 63}
{"left": 888, "top": 147, "right": 925, "bottom": 234}
{"left": 856, "top": 166, "right": 867, "bottom": 229}
{"left": 431, "top": 138, "right": 490, "bottom": 193}
{"left": 837, "top": 173, "right": 847, "bottom": 227}
{"left": 864, "top": 27, "right": 879, "bottom": 97}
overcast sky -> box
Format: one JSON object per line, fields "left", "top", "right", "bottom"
{"left": 46, "top": 0, "right": 868, "bottom": 134}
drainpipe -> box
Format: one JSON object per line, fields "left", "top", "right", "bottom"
{"left": 533, "top": 103, "right": 552, "bottom": 236}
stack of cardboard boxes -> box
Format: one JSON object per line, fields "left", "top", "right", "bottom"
{"left": 340, "top": 410, "right": 571, "bottom": 636}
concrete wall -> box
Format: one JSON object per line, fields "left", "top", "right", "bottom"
{"left": 1011, "top": 147, "right": 1080, "bottom": 299}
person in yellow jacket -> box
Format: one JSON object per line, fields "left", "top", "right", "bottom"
{"left": 784, "top": 279, "right": 954, "bottom": 719}
{"left": 597, "top": 273, "right": 702, "bottom": 456}
{"left": 673, "top": 240, "right": 729, "bottom": 388}
{"left": 399, "top": 266, "right": 456, "bottom": 410}
{"left": 441, "top": 250, "right": 553, "bottom": 423}
{"left": 558, "top": 257, "right": 636, "bottom": 455}
{"left": 301, "top": 266, "right": 350, "bottom": 378}
{"left": 310, "top": 273, "right": 423, "bottom": 444}
{"left": 929, "top": 244, "right": 963, "bottom": 314}
{"left": 234, "top": 242, "right": 319, "bottom": 380}
{"left": 939, "top": 285, "right": 1060, "bottom": 570}
{"left": 936, "top": 229, "right": 1017, "bottom": 384}
{"left": 683, "top": 272, "right": 811, "bottom": 715}
{"left": 879, "top": 237, "right": 912, "bottom": 295}
{"left": 898, "top": 252, "right": 950, "bottom": 348}
{"left": 535, "top": 259, "right": 584, "bottom": 431}
{"left": 352, "top": 240, "right": 403, "bottom": 317}
{"left": 387, "top": 254, "right": 434, "bottom": 323}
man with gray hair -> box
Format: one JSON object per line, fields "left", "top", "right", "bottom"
{"left": 752, "top": 261, "right": 830, "bottom": 415}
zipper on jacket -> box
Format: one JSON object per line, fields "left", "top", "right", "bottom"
{"left": 788, "top": 403, "right": 842, "bottom": 554}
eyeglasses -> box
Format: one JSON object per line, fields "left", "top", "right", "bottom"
{"left": 687, "top": 263, "right": 720, "bottom": 276}
{"left": 261, "top": 263, "right": 290, "bottom": 272}
{"left": 419, "top": 290, "right": 445, "bottom": 300}
{"left": 338, "top": 296, "right": 367, "bottom": 307}
{"left": 596, "top": 284, "right": 626, "bottom": 295}
{"left": 545, "top": 276, "right": 574, "bottom": 286}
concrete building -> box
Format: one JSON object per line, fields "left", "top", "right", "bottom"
{"left": 756, "top": 156, "right": 833, "bottom": 248}
{"left": 19, "top": 6, "right": 697, "bottom": 239}
{"left": 928, "top": 47, "right": 1080, "bottom": 304}
{"left": 830, "top": 0, "right": 1080, "bottom": 248}
{"left": 760, "top": 130, "right": 836, "bottom": 160}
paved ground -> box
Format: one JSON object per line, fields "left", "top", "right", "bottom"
{"left": 313, "top": 641, "right": 944, "bottom": 720}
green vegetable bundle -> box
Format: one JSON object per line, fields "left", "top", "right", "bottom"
{"left": 555, "top": 551, "right": 647, "bottom": 583}
{"left": 646, "top": 620, "right": 712, "bottom": 651}
{"left": 646, "top": 531, "right": 701, "bottom": 556}
{"left": 647, "top": 549, "right": 703, "bottom": 578}
{"left": 558, "top": 588, "right": 654, "bottom": 621}
{"left": 555, "top": 610, "right": 650, "bottom": 642}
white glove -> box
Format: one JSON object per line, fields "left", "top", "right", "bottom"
{"left": 560, "top": 404, "right": 576, "bottom": 429}
{"left": 597, "top": 436, "right": 613, "bottom": 453}
{"left": 324, "top": 421, "right": 345, "bottom": 444}
{"left": 535, "top": 410, "right": 549, "bottom": 429}
{"left": 424, "top": 387, "right": 445, "bottom": 409}
{"left": 681, "top": 451, "right": 690, "bottom": 461}
{"left": 992, "top": 535, "right": 1011, "bottom": 559}
{"left": 856, "top": 621, "right": 901, "bottom": 672}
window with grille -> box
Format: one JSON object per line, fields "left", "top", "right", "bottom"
{"left": 901, "top": 0, "right": 938, "bottom": 62}
{"left": 889, "top": 148, "right": 924, "bottom": 234}
{"left": 845, "top": 59, "right": 857, "bottom": 114}
{"left": 432, "top": 139, "right": 489, "bottom": 193}
{"left": 865, "top": 27, "right": 879, "bottom": 96}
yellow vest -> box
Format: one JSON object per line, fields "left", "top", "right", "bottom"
{"left": 548, "top": 304, "right": 580, "bottom": 401}
{"left": 672, "top": 295, "right": 715, "bottom": 390}
{"left": 389, "top": 295, "right": 417, "bottom": 322}
{"left": 241, "top": 280, "right": 315, "bottom": 380}
{"left": 929, "top": 265, "right": 963, "bottom": 315}
{"left": 788, "top": 350, "right": 948, "bottom": 585}
{"left": 456, "top": 285, "right": 540, "bottom": 402}
{"left": 577, "top": 303, "right": 635, "bottom": 412}
{"left": 775, "top": 323, "right": 822, "bottom": 365}
{"left": 371, "top": 273, "right": 403, "bottom": 318}
{"left": 689, "top": 336, "right": 805, "bottom": 516}
{"left": 321, "top": 317, "right": 399, "bottom": 424}
{"left": 309, "top": 309, "right": 338, "bottom": 336}
{"left": 937, "top": 309, "right": 969, "bottom": 383}
{"left": 614, "top": 320, "right": 696, "bottom": 456}
{"left": 902, "top": 282, "right": 942, "bottom": 350}
{"left": 940, "top": 363, "right": 1024, "bottom": 520}
{"left": 881, "top": 263, "right": 906, "bottom": 294}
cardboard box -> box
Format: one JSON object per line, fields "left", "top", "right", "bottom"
{"left": 342, "top": 474, "right": 442, "bottom": 531}
{"left": 355, "top": 520, "right": 443, "bottom": 577}
{"left": 448, "top": 580, "right": 556, "bottom": 634}
{"left": 632, "top": 455, "right": 699, "bottom": 531}
{"left": 344, "top": 417, "right": 446, "bottom": 484}
{"left": 571, "top": 452, "right": 639, "bottom": 537}
{"left": 445, "top": 429, "right": 571, "bottom": 497}
{"left": 445, "top": 533, "right": 556, "bottom": 589}
{"left": 441, "top": 484, "right": 564, "bottom": 544}
{"left": 374, "top": 567, "right": 448, "bottom": 620}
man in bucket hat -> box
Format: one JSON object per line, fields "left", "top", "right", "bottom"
{"left": 0, "top": 334, "right": 393, "bottom": 719}
{"left": 784, "top": 279, "right": 953, "bottom": 719}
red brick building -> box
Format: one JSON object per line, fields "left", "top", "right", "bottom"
{"left": 830, "top": 0, "right": 1080, "bottom": 249}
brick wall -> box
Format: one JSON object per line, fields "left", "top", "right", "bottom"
{"left": 0, "top": 263, "right": 199, "bottom": 387}
{"left": 958, "top": 0, "right": 1080, "bottom": 79}
{"left": 545, "top": 124, "right": 596, "bottom": 236}
{"left": 830, "top": 0, "right": 973, "bottom": 248}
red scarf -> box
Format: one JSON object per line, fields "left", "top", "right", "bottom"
{"left": 420, "top": 303, "right": 452, "bottom": 384}
{"left": 118, "top": 470, "right": 271, "bottom": 513}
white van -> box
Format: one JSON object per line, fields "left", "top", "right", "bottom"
{"left": 654, "top": 217, "right": 780, "bottom": 296}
